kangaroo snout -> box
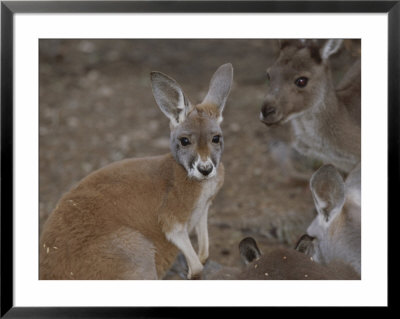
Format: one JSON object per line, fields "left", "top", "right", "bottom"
{"left": 261, "top": 103, "right": 276, "bottom": 118}
{"left": 260, "top": 100, "right": 280, "bottom": 125}
{"left": 197, "top": 163, "right": 213, "bottom": 176}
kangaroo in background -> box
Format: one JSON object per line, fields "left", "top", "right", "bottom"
{"left": 260, "top": 39, "right": 361, "bottom": 173}
{"left": 296, "top": 163, "right": 361, "bottom": 275}
{"left": 206, "top": 237, "right": 359, "bottom": 280}
{"left": 206, "top": 163, "right": 360, "bottom": 280}
{"left": 40, "top": 63, "right": 233, "bottom": 280}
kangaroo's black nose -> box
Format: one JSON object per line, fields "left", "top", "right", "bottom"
{"left": 197, "top": 165, "right": 213, "bottom": 176}
{"left": 261, "top": 103, "right": 276, "bottom": 118}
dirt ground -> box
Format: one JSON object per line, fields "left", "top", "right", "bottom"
{"left": 39, "top": 39, "right": 358, "bottom": 279}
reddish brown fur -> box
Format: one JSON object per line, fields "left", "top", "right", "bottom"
{"left": 193, "top": 103, "right": 221, "bottom": 119}
{"left": 184, "top": 104, "right": 222, "bottom": 160}
{"left": 40, "top": 154, "right": 224, "bottom": 279}
{"left": 40, "top": 64, "right": 232, "bottom": 280}
{"left": 237, "top": 249, "right": 360, "bottom": 280}
{"left": 208, "top": 248, "right": 360, "bottom": 280}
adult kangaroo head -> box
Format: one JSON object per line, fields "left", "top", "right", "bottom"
{"left": 260, "top": 39, "right": 343, "bottom": 126}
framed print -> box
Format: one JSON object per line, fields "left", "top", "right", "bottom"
{"left": 1, "top": 0, "right": 397, "bottom": 317}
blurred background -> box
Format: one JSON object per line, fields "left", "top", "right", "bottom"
{"left": 39, "top": 39, "right": 360, "bottom": 279}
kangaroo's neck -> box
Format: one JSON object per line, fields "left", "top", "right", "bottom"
{"left": 163, "top": 152, "right": 223, "bottom": 196}
{"left": 291, "top": 79, "right": 361, "bottom": 172}
{"left": 164, "top": 153, "right": 200, "bottom": 188}
{"left": 311, "top": 85, "right": 360, "bottom": 148}
{"left": 304, "top": 69, "right": 339, "bottom": 114}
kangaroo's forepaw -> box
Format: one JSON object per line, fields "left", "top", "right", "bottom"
{"left": 190, "top": 273, "right": 202, "bottom": 280}
{"left": 198, "top": 250, "right": 209, "bottom": 265}
{"left": 187, "top": 266, "right": 203, "bottom": 280}
{"left": 200, "top": 256, "right": 209, "bottom": 265}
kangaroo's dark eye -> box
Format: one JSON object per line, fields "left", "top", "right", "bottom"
{"left": 295, "top": 77, "right": 308, "bottom": 88}
{"left": 179, "top": 137, "right": 191, "bottom": 146}
{"left": 266, "top": 72, "right": 271, "bottom": 82}
{"left": 212, "top": 135, "right": 220, "bottom": 144}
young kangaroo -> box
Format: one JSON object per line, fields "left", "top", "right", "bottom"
{"left": 207, "top": 237, "right": 359, "bottom": 280}
{"left": 259, "top": 39, "right": 361, "bottom": 173}
{"left": 39, "top": 63, "right": 233, "bottom": 280}
{"left": 296, "top": 163, "right": 361, "bottom": 275}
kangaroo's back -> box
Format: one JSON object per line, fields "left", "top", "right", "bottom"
{"left": 207, "top": 238, "right": 359, "bottom": 280}
{"left": 336, "top": 58, "right": 361, "bottom": 126}
{"left": 237, "top": 248, "right": 359, "bottom": 280}
{"left": 40, "top": 154, "right": 191, "bottom": 279}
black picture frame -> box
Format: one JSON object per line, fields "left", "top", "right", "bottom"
{"left": 1, "top": 1, "right": 397, "bottom": 317}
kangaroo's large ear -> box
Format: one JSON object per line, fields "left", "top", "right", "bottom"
{"left": 320, "top": 39, "right": 343, "bottom": 60}
{"left": 310, "top": 164, "right": 345, "bottom": 224}
{"left": 151, "top": 71, "right": 192, "bottom": 128}
{"left": 239, "top": 237, "right": 261, "bottom": 264}
{"left": 278, "top": 39, "right": 318, "bottom": 50}
{"left": 202, "top": 63, "right": 233, "bottom": 121}
{"left": 278, "top": 39, "right": 300, "bottom": 49}
{"left": 295, "top": 234, "right": 315, "bottom": 256}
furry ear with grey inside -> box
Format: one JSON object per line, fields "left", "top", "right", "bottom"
{"left": 320, "top": 39, "right": 343, "bottom": 60}
{"left": 310, "top": 164, "right": 345, "bottom": 224}
{"left": 295, "top": 234, "right": 315, "bottom": 256}
{"left": 151, "top": 71, "right": 192, "bottom": 127}
{"left": 239, "top": 237, "right": 261, "bottom": 264}
{"left": 202, "top": 63, "right": 233, "bottom": 121}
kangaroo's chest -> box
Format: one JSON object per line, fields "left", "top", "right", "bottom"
{"left": 291, "top": 116, "right": 356, "bottom": 171}
{"left": 292, "top": 116, "right": 325, "bottom": 152}
{"left": 188, "top": 175, "right": 220, "bottom": 232}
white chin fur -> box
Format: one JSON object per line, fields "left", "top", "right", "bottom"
{"left": 186, "top": 157, "right": 217, "bottom": 181}
{"left": 188, "top": 167, "right": 216, "bottom": 181}
{"left": 282, "top": 110, "right": 304, "bottom": 123}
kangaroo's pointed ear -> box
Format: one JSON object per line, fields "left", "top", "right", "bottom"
{"left": 278, "top": 39, "right": 318, "bottom": 50}
{"left": 239, "top": 237, "right": 261, "bottom": 264}
{"left": 295, "top": 234, "right": 315, "bottom": 256}
{"left": 310, "top": 164, "right": 345, "bottom": 224}
{"left": 151, "top": 71, "right": 192, "bottom": 128}
{"left": 279, "top": 39, "right": 295, "bottom": 49}
{"left": 202, "top": 63, "right": 233, "bottom": 122}
{"left": 320, "top": 39, "right": 343, "bottom": 60}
